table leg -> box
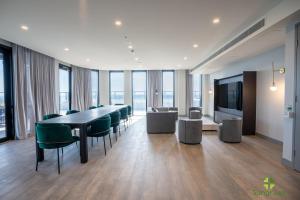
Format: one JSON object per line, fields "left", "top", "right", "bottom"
{"left": 80, "top": 124, "right": 88, "bottom": 163}
{"left": 113, "top": 126, "right": 117, "bottom": 133}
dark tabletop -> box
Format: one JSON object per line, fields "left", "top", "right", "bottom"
{"left": 37, "top": 105, "right": 127, "bottom": 125}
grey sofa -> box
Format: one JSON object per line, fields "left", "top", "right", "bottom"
{"left": 146, "top": 108, "right": 178, "bottom": 133}
{"left": 178, "top": 119, "right": 202, "bottom": 144}
{"left": 219, "top": 119, "right": 242, "bottom": 143}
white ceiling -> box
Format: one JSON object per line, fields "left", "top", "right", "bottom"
{"left": 0, "top": 0, "right": 281, "bottom": 70}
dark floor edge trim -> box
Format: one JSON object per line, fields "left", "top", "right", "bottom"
{"left": 282, "top": 158, "right": 294, "bottom": 168}
{"left": 255, "top": 132, "right": 283, "bottom": 145}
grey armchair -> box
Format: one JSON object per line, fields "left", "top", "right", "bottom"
{"left": 189, "top": 107, "right": 202, "bottom": 119}
{"left": 219, "top": 119, "right": 242, "bottom": 143}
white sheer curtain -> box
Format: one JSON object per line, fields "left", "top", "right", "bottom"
{"left": 185, "top": 70, "right": 193, "bottom": 116}
{"left": 147, "top": 70, "right": 162, "bottom": 108}
{"left": 13, "top": 44, "right": 56, "bottom": 139}
{"left": 71, "top": 66, "right": 92, "bottom": 111}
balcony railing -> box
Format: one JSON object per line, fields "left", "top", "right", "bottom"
{"left": 110, "top": 91, "right": 124, "bottom": 104}
{"left": 162, "top": 91, "right": 174, "bottom": 107}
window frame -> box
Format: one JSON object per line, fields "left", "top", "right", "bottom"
{"left": 91, "top": 69, "right": 100, "bottom": 106}
{"left": 58, "top": 64, "right": 72, "bottom": 113}
{"left": 131, "top": 70, "right": 147, "bottom": 115}
{"left": 109, "top": 70, "right": 124, "bottom": 105}
{"left": 192, "top": 74, "right": 203, "bottom": 107}
{"left": 0, "top": 44, "right": 14, "bottom": 142}
{"left": 162, "top": 70, "right": 175, "bottom": 107}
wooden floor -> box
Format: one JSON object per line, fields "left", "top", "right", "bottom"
{"left": 0, "top": 116, "right": 300, "bottom": 200}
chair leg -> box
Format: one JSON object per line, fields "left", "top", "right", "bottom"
{"left": 103, "top": 136, "right": 106, "bottom": 155}
{"left": 119, "top": 125, "right": 121, "bottom": 136}
{"left": 57, "top": 148, "right": 60, "bottom": 174}
{"left": 97, "top": 137, "right": 98, "bottom": 143}
{"left": 114, "top": 127, "right": 118, "bottom": 141}
{"left": 91, "top": 137, "right": 93, "bottom": 147}
{"left": 108, "top": 133, "right": 112, "bottom": 148}
{"left": 35, "top": 156, "right": 39, "bottom": 171}
{"left": 61, "top": 148, "right": 63, "bottom": 155}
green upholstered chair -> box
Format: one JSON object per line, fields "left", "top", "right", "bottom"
{"left": 66, "top": 110, "right": 80, "bottom": 138}
{"left": 127, "top": 105, "right": 132, "bottom": 123}
{"left": 89, "top": 106, "right": 97, "bottom": 110}
{"left": 119, "top": 107, "right": 128, "bottom": 130}
{"left": 114, "top": 104, "right": 124, "bottom": 105}
{"left": 66, "top": 110, "right": 80, "bottom": 115}
{"left": 109, "top": 111, "right": 121, "bottom": 140}
{"left": 43, "top": 114, "right": 62, "bottom": 120}
{"left": 35, "top": 123, "right": 79, "bottom": 174}
{"left": 87, "top": 115, "right": 112, "bottom": 155}
{"left": 97, "top": 105, "right": 104, "bottom": 107}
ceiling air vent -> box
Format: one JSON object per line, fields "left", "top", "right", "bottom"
{"left": 192, "top": 18, "right": 265, "bottom": 71}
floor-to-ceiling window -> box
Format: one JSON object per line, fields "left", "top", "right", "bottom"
{"left": 162, "top": 70, "right": 175, "bottom": 107}
{"left": 132, "top": 71, "right": 147, "bottom": 115}
{"left": 0, "top": 46, "right": 13, "bottom": 142}
{"left": 192, "top": 74, "right": 202, "bottom": 107}
{"left": 91, "top": 70, "right": 99, "bottom": 106}
{"left": 59, "top": 64, "right": 71, "bottom": 115}
{"left": 109, "top": 71, "right": 124, "bottom": 105}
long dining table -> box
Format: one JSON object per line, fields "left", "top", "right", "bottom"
{"left": 36, "top": 105, "right": 128, "bottom": 163}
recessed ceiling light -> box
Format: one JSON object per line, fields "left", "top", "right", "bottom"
{"left": 64, "top": 48, "right": 70, "bottom": 51}
{"left": 213, "top": 18, "right": 220, "bottom": 24}
{"left": 86, "top": 58, "right": 90, "bottom": 62}
{"left": 20, "top": 25, "right": 29, "bottom": 31}
{"left": 193, "top": 44, "right": 199, "bottom": 48}
{"left": 115, "top": 20, "right": 122, "bottom": 27}
{"left": 183, "top": 56, "right": 188, "bottom": 60}
{"left": 135, "top": 57, "right": 139, "bottom": 61}
{"left": 128, "top": 45, "right": 133, "bottom": 49}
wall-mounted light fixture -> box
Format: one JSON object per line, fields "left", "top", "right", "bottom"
{"left": 208, "top": 89, "right": 213, "bottom": 94}
{"left": 270, "top": 62, "right": 285, "bottom": 92}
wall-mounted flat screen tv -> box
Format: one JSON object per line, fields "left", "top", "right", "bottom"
{"left": 217, "top": 82, "right": 242, "bottom": 110}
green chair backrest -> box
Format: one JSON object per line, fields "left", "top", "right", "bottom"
{"left": 90, "top": 115, "right": 111, "bottom": 135}
{"left": 36, "top": 124, "right": 73, "bottom": 149}
{"left": 114, "top": 104, "right": 124, "bottom": 105}
{"left": 120, "top": 107, "right": 128, "bottom": 119}
{"left": 110, "top": 111, "right": 121, "bottom": 124}
{"left": 43, "top": 114, "right": 61, "bottom": 120}
{"left": 66, "top": 110, "right": 80, "bottom": 115}
{"left": 97, "top": 105, "right": 104, "bottom": 107}
{"left": 127, "top": 105, "right": 132, "bottom": 115}
{"left": 89, "top": 106, "right": 97, "bottom": 110}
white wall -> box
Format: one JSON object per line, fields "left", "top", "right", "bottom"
{"left": 256, "top": 70, "right": 285, "bottom": 141}
{"left": 124, "top": 70, "right": 132, "bottom": 105}
{"left": 204, "top": 46, "right": 285, "bottom": 142}
{"left": 99, "top": 70, "right": 109, "bottom": 105}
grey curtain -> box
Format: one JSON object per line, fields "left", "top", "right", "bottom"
{"left": 13, "top": 44, "right": 56, "bottom": 139}
{"left": 147, "top": 70, "right": 162, "bottom": 108}
{"left": 186, "top": 70, "right": 193, "bottom": 116}
{"left": 71, "top": 66, "right": 92, "bottom": 111}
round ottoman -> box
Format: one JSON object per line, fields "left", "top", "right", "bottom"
{"left": 178, "top": 118, "right": 202, "bottom": 144}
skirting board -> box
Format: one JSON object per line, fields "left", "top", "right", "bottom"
{"left": 255, "top": 132, "right": 283, "bottom": 145}
{"left": 282, "top": 158, "right": 294, "bottom": 169}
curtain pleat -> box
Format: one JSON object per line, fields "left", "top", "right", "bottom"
{"left": 71, "top": 66, "right": 92, "bottom": 111}
{"left": 13, "top": 45, "right": 56, "bottom": 139}
{"left": 147, "top": 70, "right": 162, "bottom": 108}
{"left": 185, "top": 70, "right": 193, "bottom": 116}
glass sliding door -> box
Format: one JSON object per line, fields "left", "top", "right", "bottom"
{"left": 132, "top": 71, "right": 147, "bottom": 115}
{"left": 59, "top": 64, "right": 71, "bottom": 115}
{"left": 192, "top": 74, "right": 202, "bottom": 107}
{"left": 109, "top": 71, "right": 124, "bottom": 105}
{"left": 162, "top": 70, "right": 175, "bottom": 107}
{"left": 91, "top": 70, "right": 99, "bottom": 106}
{"left": 0, "top": 46, "right": 13, "bottom": 141}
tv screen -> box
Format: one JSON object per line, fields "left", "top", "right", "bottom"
{"left": 217, "top": 82, "right": 242, "bottom": 110}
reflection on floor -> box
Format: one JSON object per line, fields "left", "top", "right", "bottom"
{"left": 0, "top": 116, "right": 299, "bottom": 200}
